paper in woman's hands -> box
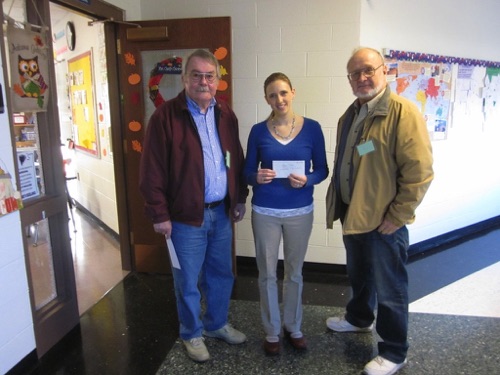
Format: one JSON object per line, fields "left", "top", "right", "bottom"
{"left": 272, "top": 160, "right": 305, "bottom": 178}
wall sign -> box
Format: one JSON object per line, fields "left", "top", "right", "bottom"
{"left": 17, "top": 151, "right": 39, "bottom": 200}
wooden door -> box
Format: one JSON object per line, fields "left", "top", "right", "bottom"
{"left": 116, "top": 17, "right": 232, "bottom": 273}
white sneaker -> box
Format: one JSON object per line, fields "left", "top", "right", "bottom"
{"left": 326, "top": 316, "right": 373, "bottom": 332}
{"left": 182, "top": 337, "right": 210, "bottom": 362}
{"left": 203, "top": 324, "right": 247, "bottom": 344}
{"left": 363, "top": 356, "right": 407, "bottom": 375}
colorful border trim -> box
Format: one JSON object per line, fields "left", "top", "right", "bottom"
{"left": 385, "top": 49, "right": 500, "bottom": 68}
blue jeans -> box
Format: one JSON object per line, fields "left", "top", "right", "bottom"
{"left": 170, "top": 204, "right": 234, "bottom": 340}
{"left": 343, "top": 226, "right": 409, "bottom": 363}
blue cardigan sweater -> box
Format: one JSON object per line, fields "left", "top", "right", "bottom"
{"left": 244, "top": 117, "right": 328, "bottom": 209}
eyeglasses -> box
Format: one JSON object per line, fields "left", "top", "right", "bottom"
{"left": 347, "top": 64, "right": 384, "bottom": 81}
{"left": 189, "top": 71, "right": 218, "bottom": 83}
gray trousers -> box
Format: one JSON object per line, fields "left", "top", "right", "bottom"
{"left": 251, "top": 210, "right": 314, "bottom": 336}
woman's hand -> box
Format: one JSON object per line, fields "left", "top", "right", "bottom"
{"left": 289, "top": 173, "right": 307, "bottom": 188}
{"left": 257, "top": 169, "right": 276, "bottom": 184}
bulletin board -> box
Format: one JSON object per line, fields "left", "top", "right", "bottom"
{"left": 68, "top": 50, "right": 99, "bottom": 157}
{"left": 384, "top": 49, "right": 500, "bottom": 141}
{"left": 384, "top": 51, "right": 453, "bottom": 141}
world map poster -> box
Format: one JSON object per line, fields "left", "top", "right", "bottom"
{"left": 385, "top": 59, "right": 452, "bottom": 141}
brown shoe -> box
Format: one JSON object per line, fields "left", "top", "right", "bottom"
{"left": 263, "top": 339, "right": 280, "bottom": 355}
{"left": 284, "top": 329, "right": 307, "bottom": 350}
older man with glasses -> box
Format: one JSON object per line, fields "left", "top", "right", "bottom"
{"left": 140, "top": 49, "right": 248, "bottom": 363}
{"left": 325, "top": 47, "right": 434, "bottom": 375}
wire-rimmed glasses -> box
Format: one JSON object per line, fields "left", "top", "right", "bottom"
{"left": 189, "top": 71, "right": 218, "bottom": 83}
{"left": 347, "top": 64, "right": 384, "bottom": 81}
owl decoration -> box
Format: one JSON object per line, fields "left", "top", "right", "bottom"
{"left": 13, "top": 55, "right": 48, "bottom": 109}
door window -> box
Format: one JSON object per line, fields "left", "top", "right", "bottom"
{"left": 141, "top": 49, "right": 188, "bottom": 127}
{"left": 25, "top": 217, "right": 57, "bottom": 309}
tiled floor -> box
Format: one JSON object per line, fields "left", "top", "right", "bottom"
{"left": 15, "top": 208, "right": 500, "bottom": 375}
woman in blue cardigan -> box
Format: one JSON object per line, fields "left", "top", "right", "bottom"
{"left": 244, "top": 72, "right": 328, "bottom": 355}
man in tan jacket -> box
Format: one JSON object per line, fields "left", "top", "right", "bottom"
{"left": 325, "top": 47, "right": 433, "bottom": 375}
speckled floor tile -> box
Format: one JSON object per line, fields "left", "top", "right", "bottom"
{"left": 19, "top": 226, "right": 500, "bottom": 375}
{"left": 157, "top": 300, "right": 500, "bottom": 375}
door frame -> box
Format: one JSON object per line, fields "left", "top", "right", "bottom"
{"left": 51, "top": 0, "right": 132, "bottom": 270}
{"left": 115, "top": 17, "right": 232, "bottom": 273}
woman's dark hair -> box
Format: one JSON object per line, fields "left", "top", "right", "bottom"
{"left": 264, "top": 72, "right": 293, "bottom": 95}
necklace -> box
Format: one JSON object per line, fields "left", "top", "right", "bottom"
{"left": 272, "top": 114, "right": 296, "bottom": 140}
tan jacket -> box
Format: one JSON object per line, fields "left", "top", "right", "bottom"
{"left": 326, "top": 87, "right": 434, "bottom": 234}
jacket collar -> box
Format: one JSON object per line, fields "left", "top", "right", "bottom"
{"left": 367, "top": 85, "right": 391, "bottom": 118}
{"left": 347, "top": 85, "right": 392, "bottom": 119}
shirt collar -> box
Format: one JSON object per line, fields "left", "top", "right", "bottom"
{"left": 186, "top": 94, "right": 217, "bottom": 114}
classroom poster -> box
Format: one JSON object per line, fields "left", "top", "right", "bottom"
{"left": 386, "top": 59, "right": 452, "bottom": 141}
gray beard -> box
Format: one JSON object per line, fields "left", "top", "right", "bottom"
{"left": 353, "top": 83, "right": 385, "bottom": 101}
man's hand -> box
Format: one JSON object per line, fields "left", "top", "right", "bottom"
{"left": 154, "top": 220, "right": 172, "bottom": 238}
{"left": 377, "top": 218, "right": 400, "bottom": 235}
{"left": 233, "top": 203, "right": 246, "bottom": 222}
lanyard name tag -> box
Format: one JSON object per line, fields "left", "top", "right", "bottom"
{"left": 357, "top": 139, "right": 375, "bottom": 156}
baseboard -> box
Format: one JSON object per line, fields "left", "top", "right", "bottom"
{"left": 73, "top": 201, "right": 119, "bottom": 241}
{"left": 236, "top": 255, "right": 347, "bottom": 274}
{"left": 5, "top": 350, "right": 37, "bottom": 375}
{"left": 408, "top": 215, "right": 500, "bottom": 257}
{"left": 237, "top": 215, "right": 500, "bottom": 273}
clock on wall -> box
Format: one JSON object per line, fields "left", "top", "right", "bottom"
{"left": 66, "top": 21, "right": 75, "bottom": 51}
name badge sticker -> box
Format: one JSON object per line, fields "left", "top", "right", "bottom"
{"left": 356, "top": 140, "right": 375, "bottom": 156}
